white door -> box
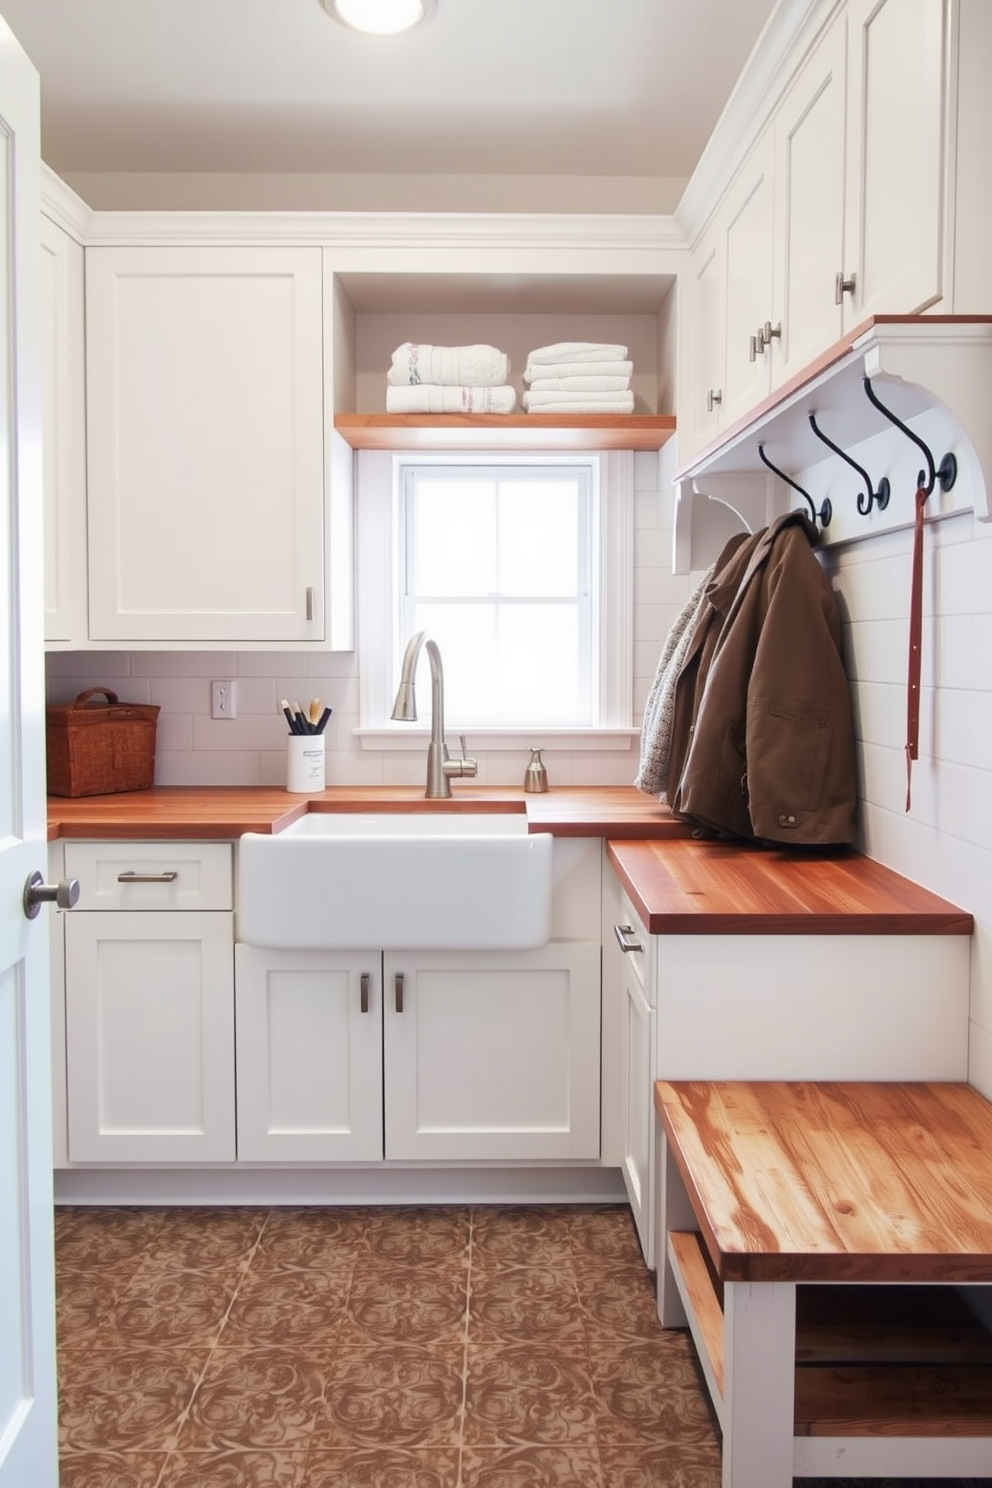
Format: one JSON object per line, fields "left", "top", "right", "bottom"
{"left": 0, "top": 19, "right": 60, "bottom": 1488}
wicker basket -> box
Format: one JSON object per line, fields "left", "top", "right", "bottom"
{"left": 46, "top": 688, "right": 161, "bottom": 798}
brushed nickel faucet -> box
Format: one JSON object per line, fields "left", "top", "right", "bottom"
{"left": 390, "top": 631, "right": 477, "bottom": 798}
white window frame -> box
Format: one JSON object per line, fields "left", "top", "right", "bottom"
{"left": 356, "top": 448, "right": 636, "bottom": 752}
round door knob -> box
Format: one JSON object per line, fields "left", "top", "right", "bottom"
{"left": 23, "top": 871, "right": 80, "bottom": 919}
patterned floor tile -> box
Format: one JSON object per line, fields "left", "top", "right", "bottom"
{"left": 464, "top": 1343, "right": 599, "bottom": 1448}
{"left": 176, "top": 1346, "right": 329, "bottom": 1452}
{"left": 103, "top": 1266, "right": 242, "bottom": 1349}
{"left": 586, "top": 1337, "right": 720, "bottom": 1448}
{"left": 53, "top": 1206, "right": 166, "bottom": 1269}
{"left": 597, "top": 1442, "right": 722, "bottom": 1488}
{"left": 157, "top": 1448, "right": 309, "bottom": 1485}
{"left": 141, "top": 1208, "right": 268, "bottom": 1271}
{"left": 219, "top": 1265, "right": 349, "bottom": 1347}
{"left": 310, "top": 1344, "right": 465, "bottom": 1449}
{"left": 339, "top": 1268, "right": 468, "bottom": 1347}
{"left": 575, "top": 1259, "right": 667, "bottom": 1342}
{"left": 56, "top": 1267, "right": 127, "bottom": 1347}
{"left": 359, "top": 1207, "right": 472, "bottom": 1269}
{"left": 250, "top": 1208, "right": 368, "bottom": 1272}
{"left": 468, "top": 1262, "right": 584, "bottom": 1345}
{"left": 470, "top": 1207, "right": 574, "bottom": 1269}
{"left": 568, "top": 1206, "right": 643, "bottom": 1268}
{"left": 460, "top": 1445, "right": 606, "bottom": 1487}
{"left": 56, "top": 1451, "right": 169, "bottom": 1488}
{"left": 57, "top": 1346, "right": 205, "bottom": 1453}
{"left": 302, "top": 1447, "right": 461, "bottom": 1486}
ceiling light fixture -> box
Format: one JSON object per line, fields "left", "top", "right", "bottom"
{"left": 323, "top": 0, "right": 436, "bottom": 35}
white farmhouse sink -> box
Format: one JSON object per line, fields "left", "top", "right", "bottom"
{"left": 237, "top": 812, "right": 553, "bottom": 949}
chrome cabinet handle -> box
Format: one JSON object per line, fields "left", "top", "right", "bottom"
{"left": 835, "top": 271, "right": 857, "bottom": 304}
{"left": 360, "top": 972, "right": 370, "bottom": 1014}
{"left": 614, "top": 922, "right": 643, "bottom": 954}
{"left": 749, "top": 333, "right": 758, "bottom": 362}
{"left": 762, "top": 320, "right": 781, "bottom": 344}
{"left": 306, "top": 586, "right": 314, "bottom": 621}
{"left": 117, "top": 871, "right": 178, "bottom": 883}
{"left": 706, "top": 388, "right": 722, "bottom": 412}
{"left": 395, "top": 972, "right": 404, "bottom": 1013}
{"left": 23, "top": 872, "right": 80, "bottom": 919}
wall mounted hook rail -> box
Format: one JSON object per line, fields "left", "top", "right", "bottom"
{"left": 807, "top": 410, "right": 890, "bottom": 516}
{"left": 862, "top": 376, "right": 957, "bottom": 497}
{"left": 757, "top": 443, "right": 832, "bottom": 528}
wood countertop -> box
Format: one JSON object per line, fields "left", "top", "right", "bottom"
{"left": 608, "top": 836, "right": 973, "bottom": 936}
{"left": 654, "top": 1079, "right": 992, "bottom": 1283}
{"left": 46, "top": 784, "right": 693, "bottom": 843}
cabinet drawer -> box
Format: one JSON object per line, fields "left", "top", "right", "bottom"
{"left": 64, "top": 841, "right": 233, "bottom": 910}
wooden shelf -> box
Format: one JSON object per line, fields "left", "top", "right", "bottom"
{"left": 334, "top": 413, "right": 676, "bottom": 452}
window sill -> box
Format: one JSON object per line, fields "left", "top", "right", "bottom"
{"left": 355, "top": 727, "right": 639, "bottom": 753}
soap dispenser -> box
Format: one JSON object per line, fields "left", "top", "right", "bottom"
{"left": 523, "top": 747, "right": 549, "bottom": 793}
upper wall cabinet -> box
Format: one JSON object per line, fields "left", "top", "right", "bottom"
{"left": 40, "top": 214, "right": 87, "bottom": 644}
{"left": 844, "top": 0, "right": 945, "bottom": 322}
{"left": 679, "top": 0, "right": 951, "bottom": 462}
{"left": 85, "top": 246, "right": 327, "bottom": 644}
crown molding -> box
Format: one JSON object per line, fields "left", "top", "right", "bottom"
{"left": 676, "top": 0, "right": 841, "bottom": 247}
{"left": 40, "top": 162, "right": 93, "bottom": 241}
{"left": 75, "top": 207, "right": 686, "bottom": 256}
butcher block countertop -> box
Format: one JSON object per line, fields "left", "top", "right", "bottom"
{"left": 608, "top": 837, "right": 973, "bottom": 936}
{"left": 46, "top": 784, "right": 692, "bottom": 843}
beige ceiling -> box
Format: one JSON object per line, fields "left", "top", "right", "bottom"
{"left": 4, "top": 0, "right": 779, "bottom": 190}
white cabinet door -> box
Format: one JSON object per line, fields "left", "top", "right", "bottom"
{"left": 619, "top": 930, "right": 654, "bottom": 1266}
{"left": 40, "top": 212, "right": 86, "bottom": 644}
{"left": 65, "top": 910, "right": 235, "bottom": 1161}
{"left": 234, "top": 946, "right": 383, "bottom": 1162}
{"left": 383, "top": 944, "right": 601, "bottom": 1162}
{"left": 844, "top": 0, "right": 946, "bottom": 320}
{"left": 772, "top": 14, "right": 848, "bottom": 383}
{"left": 684, "top": 222, "right": 726, "bottom": 457}
{"left": 721, "top": 132, "right": 776, "bottom": 427}
{"left": 85, "top": 245, "right": 325, "bottom": 643}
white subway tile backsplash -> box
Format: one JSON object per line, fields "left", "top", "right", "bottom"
{"left": 138, "top": 651, "right": 235, "bottom": 677}
{"left": 155, "top": 750, "right": 261, "bottom": 786}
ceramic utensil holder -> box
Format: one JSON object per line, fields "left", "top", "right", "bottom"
{"left": 286, "top": 733, "right": 325, "bottom": 792}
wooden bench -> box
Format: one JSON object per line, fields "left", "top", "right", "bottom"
{"left": 653, "top": 1080, "right": 992, "bottom": 1485}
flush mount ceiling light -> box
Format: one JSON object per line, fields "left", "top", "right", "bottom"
{"left": 322, "top": 0, "right": 436, "bottom": 35}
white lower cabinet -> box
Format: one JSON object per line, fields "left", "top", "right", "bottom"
{"left": 233, "top": 942, "right": 602, "bottom": 1164}
{"left": 60, "top": 841, "right": 236, "bottom": 1163}
{"left": 65, "top": 910, "right": 235, "bottom": 1162}
{"left": 234, "top": 947, "right": 383, "bottom": 1163}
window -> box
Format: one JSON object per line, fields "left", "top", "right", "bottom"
{"left": 357, "top": 449, "right": 634, "bottom": 749}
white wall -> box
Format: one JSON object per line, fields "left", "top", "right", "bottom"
{"left": 823, "top": 512, "right": 992, "bottom": 1100}
{"left": 45, "top": 450, "right": 692, "bottom": 792}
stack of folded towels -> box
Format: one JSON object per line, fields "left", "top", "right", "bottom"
{"left": 386, "top": 342, "right": 516, "bottom": 414}
{"left": 522, "top": 342, "right": 634, "bottom": 414}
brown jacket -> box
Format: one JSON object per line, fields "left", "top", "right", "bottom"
{"left": 668, "top": 511, "right": 857, "bottom": 845}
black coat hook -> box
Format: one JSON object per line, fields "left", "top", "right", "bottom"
{"left": 757, "top": 444, "right": 832, "bottom": 528}
{"left": 862, "top": 376, "right": 957, "bottom": 497}
{"left": 807, "top": 411, "right": 890, "bottom": 516}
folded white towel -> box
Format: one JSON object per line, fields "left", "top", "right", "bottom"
{"left": 526, "top": 342, "right": 628, "bottom": 366}
{"left": 524, "top": 361, "right": 632, "bottom": 383}
{"left": 526, "top": 374, "right": 631, "bottom": 393}
{"left": 523, "top": 388, "right": 635, "bottom": 409}
{"left": 523, "top": 394, "right": 635, "bottom": 415}
{"left": 389, "top": 343, "right": 509, "bottom": 388}
{"left": 386, "top": 383, "right": 517, "bottom": 414}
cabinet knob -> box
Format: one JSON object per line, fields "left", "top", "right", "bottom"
{"left": 762, "top": 320, "right": 782, "bottom": 344}
{"left": 23, "top": 871, "right": 80, "bottom": 919}
{"left": 835, "top": 271, "right": 857, "bottom": 305}
{"left": 614, "top": 922, "right": 643, "bottom": 954}
{"left": 706, "top": 388, "right": 723, "bottom": 413}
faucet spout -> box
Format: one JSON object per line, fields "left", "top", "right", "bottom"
{"left": 390, "top": 632, "right": 477, "bottom": 798}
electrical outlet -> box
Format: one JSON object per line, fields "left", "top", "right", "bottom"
{"left": 211, "top": 679, "right": 237, "bottom": 719}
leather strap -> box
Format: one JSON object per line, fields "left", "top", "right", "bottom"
{"left": 906, "top": 483, "right": 927, "bottom": 811}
